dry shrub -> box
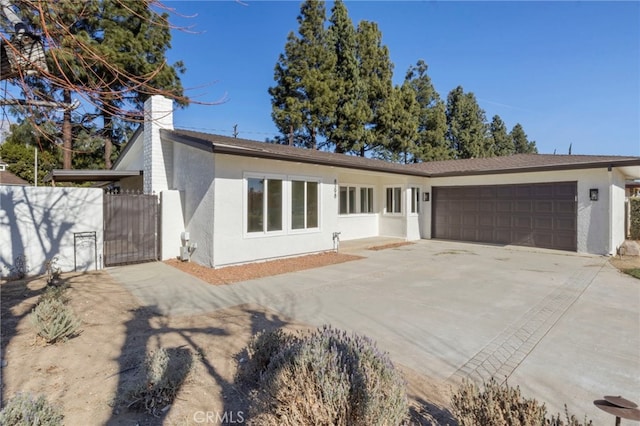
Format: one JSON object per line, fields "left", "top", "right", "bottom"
{"left": 38, "top": 283, "right": 70, "bottom": 304}
{"left": 452, "top": 378, "right": 592, "bottom": 426}
{"left": 235, "top": 328, "right": 297, "bottom": 387}
{"left": 121, "top": 347, "right": 195, "bottom": 416}
{"left": 29, "top": 298, "right": 81, "bottom": 344}
{"left": 238, "top": 326, "right": 408, "bottom": 426}
{"left": 630, "top": 198, "right": 640, "bottom": 240}
{"left": 0, "top": 392, "right": 63, "bottom": 425}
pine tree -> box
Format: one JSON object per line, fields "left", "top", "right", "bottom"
{"left": 489, "top": 115, "right": 514, "bottom": 156}
{"left": 355, "top": 20, "right": 394, "bottom": 157}
{"left": 269, "top": 0, "right": 337, "bottom": 150}
{"left": 405, "top": 60, "right": 451, "bottom": 161}
{"left": 446, "top": 86, "right": 489, "bottom": 159}
{"left": 511, "top": 123, "right": 538, "bottom": 154}
{"left": 326, "top": 0, "right": 367, "bottom": 153}
{"left": 1, "top": 0, "right": 187, "bottom": 169}
{"left": 377, "top": 82, "right": 419, "bottom": 162}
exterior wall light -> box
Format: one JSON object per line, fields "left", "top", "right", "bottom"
{"left": 589, "top": 188, "right": 599, "bottom": 201}
{"left": 423, "top": 192, "right": 430, "bottom": 202}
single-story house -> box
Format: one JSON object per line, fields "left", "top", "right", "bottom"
{"left": 109, "top": 95, "right": 639, "bottom": 267}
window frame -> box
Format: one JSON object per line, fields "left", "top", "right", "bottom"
{"left": 338, "top": 184, "right": 375, "bottom": 215}
{"left": 385, "top": 185, "right": 403, "bottom": 215}
{"left": 410, "top": 186, "right": 421, "bottom": 215}
{"left": 244, "top": 173, "right": 286, "bottom": 236}
{"left": 290, "top": 176, "right": 321, "bottom": 232}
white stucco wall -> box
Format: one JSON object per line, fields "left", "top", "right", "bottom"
{"left": 170, "top": 142, "right": 215, "bottom": 267}
{"left": 0, "top": 186, "right": 103, "bottom": 277}
{"left": 160, "top": 190, "right": 185, "bottom": 261}
{"left": 427, "top": 167, "right": 617, "bottom": 255}
{"left": 212, "top": 155, "right": 337, "bottom": 267}
{"left": 611, "top": 168, "right": 626, "bottom": 252}
{"left": 115, "top": 131, "right": 144, "bottom": 171}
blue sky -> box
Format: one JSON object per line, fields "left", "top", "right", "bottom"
{"left": 165, "top": 1, "right": 639, "bottom": 156}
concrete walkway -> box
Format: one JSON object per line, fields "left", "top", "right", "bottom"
{"left": 107, "top": 240, "right": 640, "bottom": 423}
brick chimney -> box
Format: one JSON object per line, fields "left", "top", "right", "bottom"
{"left": 143, "top": 95, "right": 174, "bottom": 194}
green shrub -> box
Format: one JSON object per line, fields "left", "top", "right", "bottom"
{"left": 630, "top": 198, "right": 640, "bottom": 240}
{"left": 451, "top": 378, "right": 592, "bottom": 426}
{"left": 239, "top": 326, "right": 408, "bottom": 426}
{"left": 121, "top": 347, "right": 194, "bottom": 416}
{"left": 29, "top": 298, "right": 81, "bottom": 344}
{"left": 0, "top": 392, "right": 63, "bottom": 425}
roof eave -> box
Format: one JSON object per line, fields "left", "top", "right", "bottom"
{"left": 163, "top": 130, "right": 429, "bottom": 177}
{"left": 427, "top": 158, "right": 640, "bottom": 177}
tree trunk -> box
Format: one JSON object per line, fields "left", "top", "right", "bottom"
{"left": 62, "top": 90, "right": 72, "bottom": 169}
{"left": 102, "top": 105, "right": 112, "bottom": 169}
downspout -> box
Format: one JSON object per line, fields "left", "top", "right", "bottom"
{"left": 608, "top": 165, "right": 614, "bottom": 255}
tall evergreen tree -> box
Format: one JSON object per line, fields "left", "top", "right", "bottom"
{"left": 511, "top": 123, "right": 538, "bottom": 154}
{"left": 1, "top": 0, "right": 188, "bottom": 169}
{"left": 446, "top": 86, "right": 489, "bottom": 159}
{"left": 376, "top": 82, "right": 419, "bottom": 162}
{"left": 354, "top": 20, "right": 394, "bottom": 156}
{"left": 489, "top": 115, "right": 514, "bottom": 156}
{"left": 326, "top": 0, "right": 367, "bottom": 153}
{"left": 405, "top": 60, "right": 451, "bottom": 161}
{"left": 269, "top": 0, "right": 336, "bottom": 149}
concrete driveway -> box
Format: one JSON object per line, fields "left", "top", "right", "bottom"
{"left": 108, "top": 240, "right": 640, "bottom": 423}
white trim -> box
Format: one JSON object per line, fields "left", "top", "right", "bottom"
{"left": 338, "top": 182, "right": 376, "bottom": 216}
{"left": 243, "top": 172, "right": 286, "bottom": 238}
{"left": 384, "top": 185, "right": 403, "bottom": 215}
{"left": 409, "top": 186, "right": 421, "bottom": 216}
{"left": 288, "top": 175, "right": 322, "bottom": 234}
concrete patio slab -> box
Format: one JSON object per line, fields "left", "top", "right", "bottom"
{"left": 107, "top": 240, "right": 640, "bottom": 423}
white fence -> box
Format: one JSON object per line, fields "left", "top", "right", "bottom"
{"left": 0, "top": 186, "right": 103, "bottom": 278}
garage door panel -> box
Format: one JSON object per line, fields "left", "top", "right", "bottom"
{"left": 496, "top": 200, "right": 512, "bottom": 212}
{"left": 554, "top": 184, "right": 576, "bottom": 198}
{"left": 534, "top": 217, "right": 553, "bottom": 229}
{"left": 555, "top": 217, "right": 576, "bottom": 231}
{"left": 535, "top": 200, "right": 553, "bottom": 213}
{"left": 462, "top": 213, "right": 477, "bottom": 226}
{"left": 515, "top": 186, "right": 533, "bottom": 199}
{"left": 496, "top": 214, "right": 511, "bottom": 227}
{"left": 462, "top": 228, "right": 478, "bottom": 240}
{"left": 556, "top": 200, "right": 575, "bottom": 214}
{"left": 463, "top": 200, "right": 478, "bottom": 211}
{"left": 433, "top": 182, "right": 576, "bottom": 251}
{"left": 513, "top": 215, "right": 533, "bottom": 229}
{"left": 515, "top": 200, "right": 532, "bottom": 213}
{"left": 479, "top": 215, "right": 493, "bottom": 227}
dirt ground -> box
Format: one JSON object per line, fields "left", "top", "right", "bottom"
{"left": 1, "top": 248, "right": 453, "bottom": 425}
{"left": 2, "top": 248, "right": 636, "bottom": 425}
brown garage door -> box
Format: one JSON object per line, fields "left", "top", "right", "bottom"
{"left": 432, "top": 182, "right": 577, "bottom": 251}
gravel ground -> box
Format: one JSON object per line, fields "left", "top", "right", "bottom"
{"left": 164, "top": 251, "right": 364, "bottom": 285}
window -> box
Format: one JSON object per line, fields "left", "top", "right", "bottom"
{"left": 360, "top": 187, "right": 373, "bottom": 213}
{"left": 339, "top": 185, "right": 374, "bottom": 214}
{"left": 386, "top": 187, "right": 402, "bottom": 214}
{"left": 247, "top": 177, "right": 283, "bottom": 233}
{"left": 410, "top": 187, "right": 420, "bottom": 214}
{"left": 291, "top": 180, "right": 319, "bottom": 230}
{"left": 339, "top": 186, "right": 356, "bottom": 214}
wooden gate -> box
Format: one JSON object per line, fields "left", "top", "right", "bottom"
{"left": 103, "top": 191, "right": 158, "bottom": 266}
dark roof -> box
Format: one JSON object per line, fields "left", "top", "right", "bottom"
{"left": 406, "top": 154, "right": 640, "bottom": 177}
{"left": 163, "top": 129, "right": 427, "bottom": 177}
{"left": 43, "top": 169, "right": 142, "bottom": 183}
{"left": 162, "top": 129, "right": 640, "bottom": 177}
{"left": 0, "top": 169, "right": 29, "bottom": 185}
